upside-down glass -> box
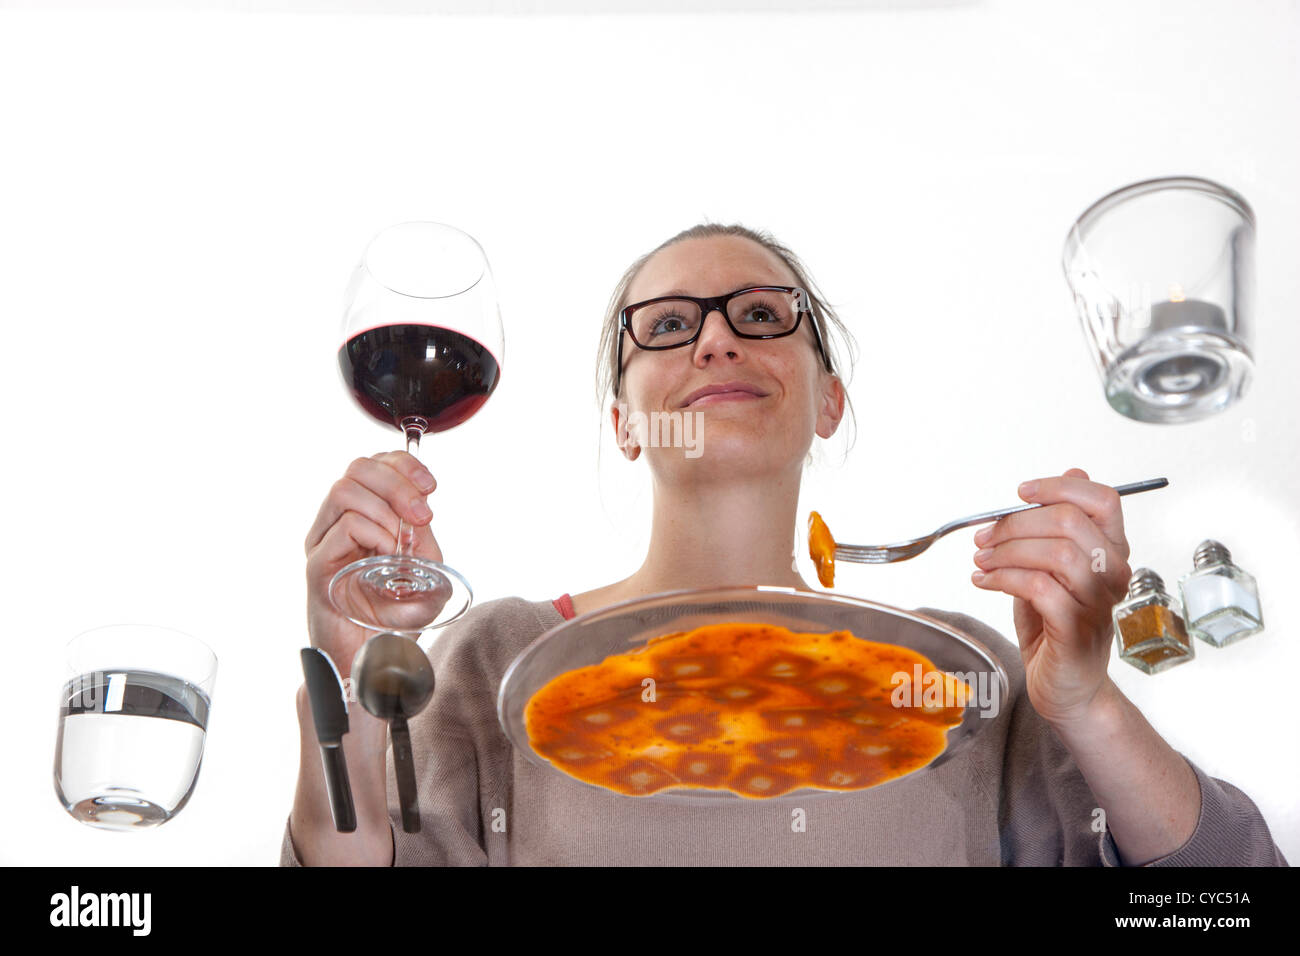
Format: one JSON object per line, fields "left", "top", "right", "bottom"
{"left": 1062, "top": 176, "right": 1255, "bottom": 424}
{"left": 54, "top": 625, "right": 217, "bottom": 831}
{"left": 615, "top": 285, "right": 832, "bottom": 396}
{"left": 330, "top": 222, "right": 504, "bottom": 635}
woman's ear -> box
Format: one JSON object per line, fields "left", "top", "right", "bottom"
{"left": 611, "top": 403, "right": 641, "bottom": 461}
{"left": 815, "top": 375, "right": 846, "bottom": 440}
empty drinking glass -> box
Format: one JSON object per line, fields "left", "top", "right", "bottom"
{"left": 54, "top": 625, "right": 217, "bottom": 831}
{"left": 1063, "top": 176, "right": 1256, "bottom": 424}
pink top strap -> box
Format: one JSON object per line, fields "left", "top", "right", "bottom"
{"left": 552, "top": 593, "right": 575, "bottom": 620}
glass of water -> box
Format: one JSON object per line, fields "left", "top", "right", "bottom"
{"left": 1062, "top": 176, "right": 1256, "bottom": 424}
{"left": 54, "top": 625, "right": 217, "bottom": 831}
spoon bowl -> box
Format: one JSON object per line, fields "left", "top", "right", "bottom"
{"left": 353, "top": 633, "right": 435, "bottom": 718}
{"left": 352, "top": 633, "right": 435, "bottom": 832}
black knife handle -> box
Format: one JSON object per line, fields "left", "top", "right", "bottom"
{"left": 390, "top": 714, "right": 420, "bottom": 833}
{"left": 320, "top": 745, "right": 357, "bottom": 833}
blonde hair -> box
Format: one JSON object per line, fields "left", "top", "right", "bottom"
{"left": 595, "top": 221, "right": 859, "bottom": 457}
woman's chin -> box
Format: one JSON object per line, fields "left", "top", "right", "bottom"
{"left": 648, "top": 426, "right": 801, "bottom": 471}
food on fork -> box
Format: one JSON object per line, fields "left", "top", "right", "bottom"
{"left": 525, "top": 621, "right": 970, "bottom": 798}
{"left": 808, "top": 511, "right": 836, "bottom": 587}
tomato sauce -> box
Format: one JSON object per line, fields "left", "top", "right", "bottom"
{"left": 525, "top": 622, "right": 969, "bottom": 798}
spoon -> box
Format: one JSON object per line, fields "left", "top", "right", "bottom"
{"left": 352, "top": 633, "right": 436, "bottom": 833}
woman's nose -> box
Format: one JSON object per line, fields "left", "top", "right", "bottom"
{"left": 691, "top": 307, "right": 746, "bottom": 366}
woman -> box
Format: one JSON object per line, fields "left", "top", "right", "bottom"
{"left": 283, "top": 223, "right": 1286, "bottom": 866}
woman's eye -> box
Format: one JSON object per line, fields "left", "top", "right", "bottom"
{"left": 650, "top": 314, "right": 686, "bottom": 335}
{"left": 743, "top": 308, "right": 776, "bottom": 323}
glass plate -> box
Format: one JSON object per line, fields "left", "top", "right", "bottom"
{"left": 498, "top": 586, "right": 1009, "bottom": 804}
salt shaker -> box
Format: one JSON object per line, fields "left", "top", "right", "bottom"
{"left": 1111, "top": 568, "right": 1195, "bottom": 674}
{"left": 1178, "top": 539, "right": 1264, "bottom": 647}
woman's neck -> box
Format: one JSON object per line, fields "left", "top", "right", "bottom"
{"left": 622, "top": 464, "right": 815, "bottom": 595}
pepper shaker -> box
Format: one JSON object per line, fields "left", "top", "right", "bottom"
{"left": 1111, "top": 568, "right": 1195, "bottom": 674}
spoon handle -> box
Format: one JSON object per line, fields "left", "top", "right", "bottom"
{"left": 390, "top": 714, "right": 421, "bottom": 833}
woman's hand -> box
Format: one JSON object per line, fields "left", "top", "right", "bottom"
{"left": 969, "top": 467, "right": 1132, "bottom": 727}
{"left": 303, "top": 451, "right": 443, "bottom": 678}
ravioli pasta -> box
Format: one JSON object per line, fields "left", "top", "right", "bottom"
{"left": 525, "top": 622, "right": 969, "bottom": 798}
{"left": 808, "top": 511, "right": 836, "bottom": 587}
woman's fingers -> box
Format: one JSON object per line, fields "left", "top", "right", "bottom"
{"left": 305, "top": 453, "right": 434, "bottom": 554}
{"left": 974, "top": 536, "right": 1124, "bottom": 609}
{"left": 972, "top": 564, "right": 1086, "bottom": 626}
{"left": 372, "top": 451, "right": 436, "bottom": 495}
{"left": 307, "top": 510, "right": 397, "bottom": 578}
{"left": 345, "top": 454, "right": 433, "bottom": 525}
{"left": 305, "top": 476, "right": 399, "bottom": 553}
{"left": 306, "top": 509, "right": 444, "bottom": 578}
{"left": 1011, "top": 468, "right": 1131, "bottom": 556}
{"left": 406, "top": 520, "right": 444, "bottom": 565}
{"left": 974, "top": 499, "right": 1131, "bottom": 599}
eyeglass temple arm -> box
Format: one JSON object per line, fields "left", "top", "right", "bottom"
{"left": 615, "top": 318, "right": 625, "bottom": 396}
{"left": 803, "top": 300, "right": 833, "bottom": 372}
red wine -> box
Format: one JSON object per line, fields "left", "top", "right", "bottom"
{"left": 339, "top": 324, "right": 501, "bottom": 432}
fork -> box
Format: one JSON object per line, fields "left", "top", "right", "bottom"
{"left": 834, "top": 478, "right": 1169, "bottom": 564}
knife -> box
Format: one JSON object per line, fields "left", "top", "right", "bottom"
{"left": 300, "top": 647, "right": 357, "bottom": 833}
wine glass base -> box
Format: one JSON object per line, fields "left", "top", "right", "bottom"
{"left": 330, "top": 555, "right": 472, "bottom": 640}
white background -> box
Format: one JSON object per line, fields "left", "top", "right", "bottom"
{"left": 1, "top": 0, "right": 1296, "bottom": 865}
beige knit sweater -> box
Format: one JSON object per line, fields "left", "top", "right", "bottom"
{"left": 281, "top": 596, "right": 1287, "bottom": 866}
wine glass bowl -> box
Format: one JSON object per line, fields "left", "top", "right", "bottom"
{"left": 329, "top": 222, "right": 503, "bottom": 635}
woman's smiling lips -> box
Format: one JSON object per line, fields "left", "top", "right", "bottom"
{"left": 680, "top": 381, "right": 769, "bottom": 407}
{"left": 687, "top": 391, "right": 766, "bottom": 407}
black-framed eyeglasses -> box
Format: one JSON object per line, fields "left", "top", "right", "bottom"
{"left": 615, "top": 285, "right": 832, "bottom": 396}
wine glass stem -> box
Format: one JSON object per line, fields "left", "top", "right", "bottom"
{"left": 395, "top": 419, "right": 426, "bottom": 559}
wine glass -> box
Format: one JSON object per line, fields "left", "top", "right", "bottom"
{"left": 54, "top": 625, "right": 217, "bottom": 831}
{"left": 329, "top": 222, "right": 504, "bottom": 635}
